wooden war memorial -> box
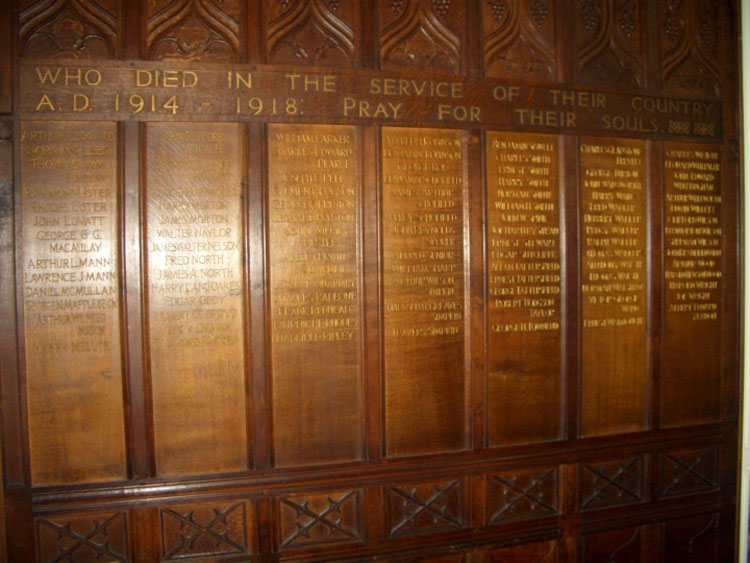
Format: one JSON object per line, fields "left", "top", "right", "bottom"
{"left": 0, "top": 0, "right": 742, "bottom": 560}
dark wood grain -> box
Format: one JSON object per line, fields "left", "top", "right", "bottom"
{"left": 579, "top": 136, "right": 648, "bottom": 437}
{"left": 485, "top": 131, "right": 563, "bottom": 446}
{"left": 662, "top": 141, "right": 722, "bottom": 426}
{"left": 0, "top": 1, "right": 742, "bottom": 561}
{"left": 382, "top": 126, "right": 467, "bottom": 457}
{"left": 267, "top": 123, "right": 363, "bottom": 467}
{"left": 145, "top": 122, "right": 248, "bottom": 475}
{"left": 21, "top": 120, "right": 127, "bottom": 485}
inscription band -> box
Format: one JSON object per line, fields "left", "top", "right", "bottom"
{"left": 20, "top": 61, "right": 722, "bottom": 139}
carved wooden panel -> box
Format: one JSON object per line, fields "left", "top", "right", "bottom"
{"left": 268, "top": 123, "right": 362, "bottom": 467}
{"left": 662, "top": 142, "right": 722, "bottom": 426}
{"left": 575, "top": 0, "right": 645, "bottom": 90}
{"left": 160, "top": 501, "right": 250, "bottom": 559}
{"left": 2, "top": 1, "right": 742, "bottom": 562}
{"left": 662, "top": 513, "right": 719, "bottom": 563}
{"left": 485, "top": 132, "right": 562, "bottom": 446}
{"left": 483, "top": 0, "right": 556, "bottom": 81}
{"left": 582, "top": 526, "right": 645, "bottom": 562}
{"left": 266, "top": 0, "right": 358, "bottom": 67}
{"left": 659, "top": 447, "right": 718, "bottom": 498}
{"left": 379, "top": 0, "right": 464, "bottom": 74}
{"left": 0, "top": 0, "right": 11, "bottom": 113}
{"left": 579, "top": 456, "right": 644, "bottom": 510}
{"left": 147, "top": 0, "right": 241, "bottom": 62}
{"left": 579, "top": 137, "right": 648, "bottom": 436}
{"left": 277, "top": 489, "right": 361, "bottom": 549}
{"left": 386, "top": 478, "right": 465, "bottom": 537}
{"left": 146, "top": 122, "right": 248, "bottom": 475}
{"left": 486, "top": 467, "right": 558, "bottom": 524}
{"left": 488, "top": 540, "right": 558, "bottom": 562}
{"left": 382, "top": 127, "right": 467, "bottom": 457}
{"left": 21, "top": 121, "right": 126, "bottom": 485}
{"left": 659, "top": 0, "right": 721, "bottom": 98}
{"left": 19, "top": 0, "right": 118, "bottom": 59}
{"left": 36, "top": 512, "right": 129, "bottom": 563}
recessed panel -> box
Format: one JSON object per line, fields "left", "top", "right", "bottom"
{"left": 383, "top": 127, "right": 466, "bottom": 457}
{"left": 146, "top": 122, "right": 247, "bottom": 475}
{"left": 663, "top": 143, "right": 722, "bottom": 426}
{"left": 580, "top": 138, "right": 648, "bottom": 436}
{"left": 485, "top": 132, "right": 562, "bottom": 445}
{"left": 268, "top": 124, "right": 361, "bottom": 466}
{"left": 21, "top": 121, "right": 126, "bottom": 485}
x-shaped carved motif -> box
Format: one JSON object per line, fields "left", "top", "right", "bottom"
{"left": 281, "top": 491, "right": 358, "bottom": 547}
{"left": 39, "top": 513, "right": 127, "bottom": 563}
{"left": 490, "top": 469, "right": 556, "bottom": 522}
{"left": 582, "top": 458, "right": 641, "bottom": 509}
{"left": 162, "top": 503, "right": 246, "bottom": 559}
{"left": 662, "top": 450, "right": 716, "bottom": 496}
{"left": 390, "top": 479, "right": 462, "bottom": 534}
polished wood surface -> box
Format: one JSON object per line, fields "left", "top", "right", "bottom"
{"left": 146, "top": 122, "right": 248, "bottom": 475}
{"left": 0, "top": 0, "right": 741, "bottom": 561}
{"left": 21, "top": 121, "right": 126, "bottom": 485}
{"left": 382, "top": 127, "right": 467, "bottom": 457}
{"left": 662, "top": 141, "right": 723, "bottom": 426}
{"left": 485, "top": 131, "right": 562, "bottom": 445}
{"left": 579, "top": 137, "right": 648, "bottom": 436}
{"left": 268, "top": 123, "right": 362, "bottom": 466}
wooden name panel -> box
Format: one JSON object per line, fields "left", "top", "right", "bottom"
{"left": 2, "top": 0, "right": 740, "bottom": 561}
{"left": 20, "top": 121, "right": 126, "bottom": 485}
{"left": 485, "top": 132, "right": 562, "bottom": 445}
{"left": 268, "top": 123, "right": 363, "bottom": 466}
{"left": 579, "top": 137, "right": 648, "bottom": 436}
{"left": 382, "top": 127, "right": 467, "bottom": 457}
{"left": 663, "top": 142, "right": 723, "bottom": 426}
{"left": 146, "top": 122, "right": 248, "bottom": 475}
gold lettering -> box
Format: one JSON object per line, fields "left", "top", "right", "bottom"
{"left": 437, "top": 104, "right": 481, "bottom": 122}
{"left": 343, "top": 98, "right": 401, "bottom": 119}
{"left": 73, "top": 94, "right": 90, "bottom": 112}
{"left": 549, "top": 89, "right": 606, "bottom": 108}
{"left": 515, "top": 109, "right": 577, "bottom": 128}
{"left": 136, "top": 69, "right": 198, "bottom": 87}
{"left": 35, "top": 95, "right": 56, "bottom": 112}
{"left": 492, "top": 85, "right": 521, "bottom": 101}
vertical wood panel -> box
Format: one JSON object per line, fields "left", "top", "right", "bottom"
{"left": 0, "top": 119, "right": 23, "bottom": 486}
{"left": 648, "top": 140, "right": 664, "bottom": 432}
{"left": 21, "top": 121, "right": 127, "bottom": 485}
{"left": 267, "top": 123, "right": 362, "bottom": 466}
{"left": 662, "top": 141, "right": 722, "bottom": 426}
{"left": 0, "top": 2, "right": 742, "bottom": 562}
{"left": 247, "top": 122, "right": 270, "bottom": 470}
{"left": 382, "top": 127, "right": 466, "bottom": 457}
{"left": 468, "top": 129, "right": 485, "bottom": 451}
{"left": 146, "top": 122, "right": 248, "bottom": 475}
{"left": 561, "top": 135, "right": 579, "bottom": 440}
{"left": 579, "top": 136, "right": 648, "bottom": 436}
{"left": 363, "top": 126, "right": 382, "bottom": 460}
{"left": 485, "top": 131, "right": 562, "bottom": 445}
{"left": 123, "top": 121, "right": 150, "bottom": 478}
